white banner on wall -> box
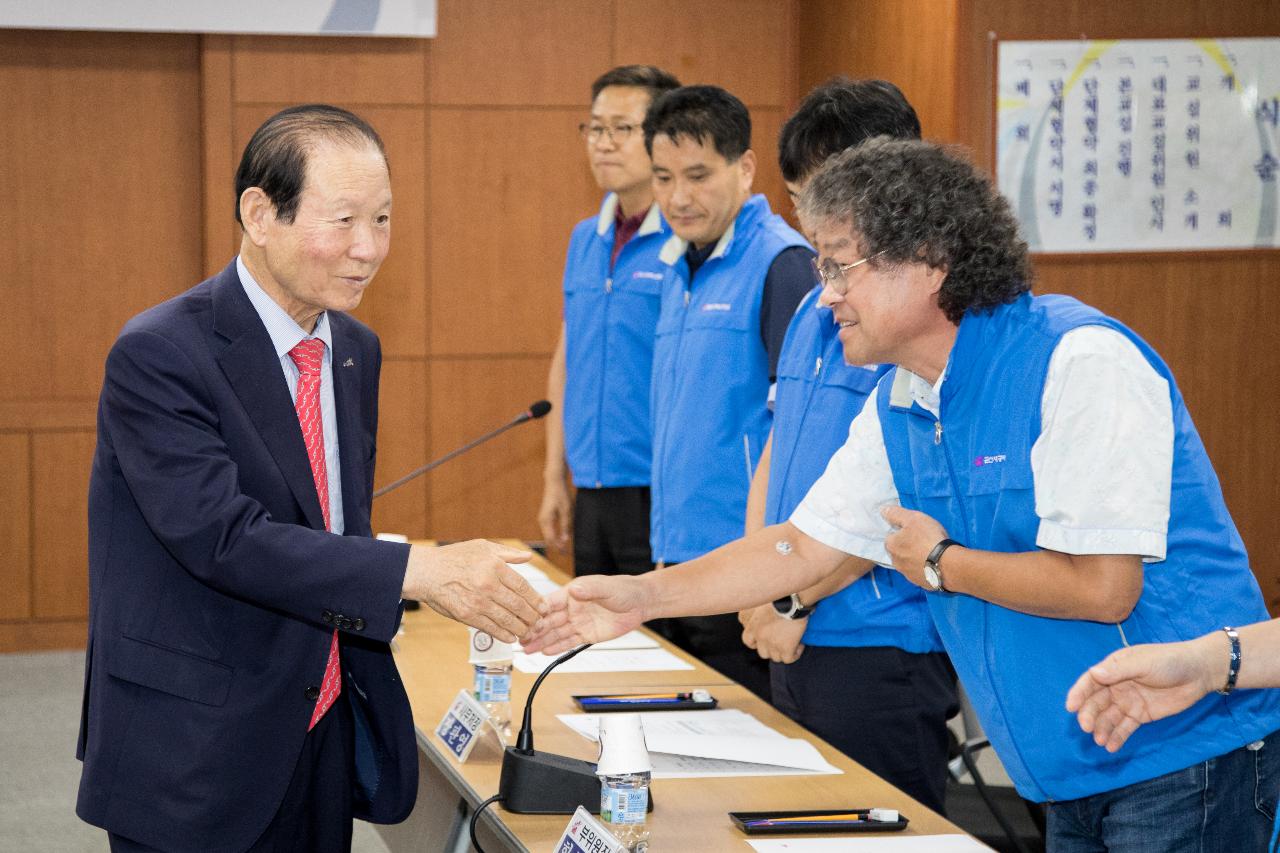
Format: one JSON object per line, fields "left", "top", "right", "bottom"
{"left": 0, "top": 0, "right": 436, "bottom": 37}
{"left": 997, "top": 38, "right": 1279, "bottom": 253}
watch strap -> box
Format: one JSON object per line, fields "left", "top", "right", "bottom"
{"left": 772, "top": 594, "right": 814, "bottom": 620}
{"left": 924, "top": 538, "right": 959, "bottom": 592}
{"left": 1218, "top": 626, "right": 1241, "bottom": 695}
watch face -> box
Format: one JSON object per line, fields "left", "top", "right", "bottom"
{"left": 924, "top": 564, "right": 942, "bottom": 592}
{"left": 772, "top": 596, "right": 794, "bottom": 617}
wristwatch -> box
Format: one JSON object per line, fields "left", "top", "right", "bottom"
{"left": 772, "top": 593, "right": 814, "bottom": 620}
{"left": 923, "top": 538, "right": 959, "bottom": 592}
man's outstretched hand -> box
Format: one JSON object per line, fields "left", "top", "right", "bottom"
{"left": 402, "top": 540, "right": 542, "bottom": 643}
{"left": 520, "top": 573, "right": 651, "bottom": 654}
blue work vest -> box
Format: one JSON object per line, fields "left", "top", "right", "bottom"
{"left": 768, "top": 287, "right": 940, "bottom": 652}
{"left": 878, "top": 292, "right": 1280, "bottom": 802}
{"left": 561, "top": 196, "right": 669, "bottom": 488}
{"left": 650, "top": 194, "right": 809, "bottom": 562}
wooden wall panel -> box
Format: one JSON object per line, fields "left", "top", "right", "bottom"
{"left": 427, "top": 108, "right": 599, "bottom": 356}
{"left": 796, "top": 0, "right": 960, "bottom": 141}
{"left": 616, "top": 0, "right": 795, "bottom": 108}
{"left": 370, "top": 358, "right": 431, "bottom": 540}
{"left": 430, "top": 0, "right": 612, "bottom": 106}
{"left": 231, "top": 35, "right": 427, "bottom": 105}
{"left": 0, "top": 30, "right": 202, "bottom": 650}
{"left": 749, "top": 108, "right": 789, "bottom": 222}
{"left": 0, "top": 435, "right": 32, "bottom": 621}
{"left": 426, "top": 358, "right": 551, "bottom": 541}
{"left": 31, "top": 432, "right": 96, "bottom": 620}
{"left": 0, "top": 30, "right": 203, "bottom": 402}
{"left": 201, "top": 35, "right": 238, "bottom": 276}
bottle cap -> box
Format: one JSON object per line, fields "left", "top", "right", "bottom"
{"left": 595, "top": 713, "right": 651, "bottom": 775}
{"left": 468, "top": 627, "right": 514, "bottom": 665}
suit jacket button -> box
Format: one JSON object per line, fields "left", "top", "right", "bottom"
{"left": 304, "top": 686, "right": 320, "bottom": 700}
{"left": 353, "top": 618, "right": 366, "bottom": 632}
{"left": 322, "top": 610, "right": 334, "bottom": 624}
{"left": 338, "top": 616, "right": 352, "bottom": 630}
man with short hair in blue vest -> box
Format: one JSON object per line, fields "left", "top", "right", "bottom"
{"left": 540, "top": 65, "right": 680, "bottom": 578}
{"left": 524, "top": 139, "right": 1280, "bottom": 852}
{"left": 736, "top": 79, "right": 958, "bottom": 815}
{"left": 645, "top": 86, "right": 816, "bottom": 699}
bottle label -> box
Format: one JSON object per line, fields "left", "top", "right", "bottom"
{"left": 475, "top": 670, "right": 511, "bottom": 703}
{"left": 600, "top": 783, "right": 648, "bottom": 826}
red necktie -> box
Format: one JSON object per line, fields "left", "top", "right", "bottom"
{"left": 288, "top": 338, "right": 342, "bottom": 731}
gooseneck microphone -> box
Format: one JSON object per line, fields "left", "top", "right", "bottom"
{"left": 499, "top": 643, "right": 613, "bottom": 814}
{"left": 372, "top": 400, "right": 551, "bottom": 499}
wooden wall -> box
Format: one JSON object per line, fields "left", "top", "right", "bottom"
{"left": 0, "top": 1, "right": 799, "bottom": 652}
{"left": 798, "top": 0, "right": 1280, "bottom": 608}
{"left": 0, "top": 30, "right": 204, "bottom": 651}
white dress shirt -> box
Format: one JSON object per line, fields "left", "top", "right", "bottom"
{"left": 237, "top": 255, "right": 345, "bottom": 535}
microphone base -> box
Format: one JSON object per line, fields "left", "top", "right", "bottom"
{"left": 498, "top": 747, "right": 601, "bottom": 815}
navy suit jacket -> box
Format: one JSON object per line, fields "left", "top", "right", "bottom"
{"left": 77, "top": 263, "right": 418, "bottom": 852}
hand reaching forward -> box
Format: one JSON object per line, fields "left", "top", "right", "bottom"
{"left": 402, "top": 540, "right": 542, "bottom": 643}
{"left": 1065, "top": 634, "right": 1226, "bottom": 753}
{"left": 739, "top": 604, "right": 806, "bottom": 664}
{"left": 519, "top": 574, "right": 650, "bottom": 654}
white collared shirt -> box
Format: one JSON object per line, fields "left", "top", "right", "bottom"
{"left": 791, "top": 325, "right": 1173, "bottom": 565}
{"left": 236, "top": 256, "right": 344, "bottom": 534}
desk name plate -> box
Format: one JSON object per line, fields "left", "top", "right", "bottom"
{"left": 555, "top": 806, "right": 627, "bottom": 853}
{"left": 435, "top": 689, "right": 491, "bottom": 762}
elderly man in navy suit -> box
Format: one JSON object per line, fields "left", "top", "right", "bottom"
{"left": 76, "top": 104, "right": 544, "bottom": 852}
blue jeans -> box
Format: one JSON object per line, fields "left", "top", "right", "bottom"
{"left": 1047, "top": 729, "right": 1280, "bottom": 853}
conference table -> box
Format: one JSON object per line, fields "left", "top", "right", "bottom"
{"left": 375, "top": 542, "right": 980, "bottom": 852}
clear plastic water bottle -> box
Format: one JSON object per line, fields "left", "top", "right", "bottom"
{"left": 599, "top": 770, "right": 651, "bottom": 852}
{"left": 468, "top": 628, "right": 513, "bottom": 741}
{"left": 596, "top": 714, "right": 651, "bottom": 852}
{"left": 472, "top": 662, "right": 512, "bottom": 737}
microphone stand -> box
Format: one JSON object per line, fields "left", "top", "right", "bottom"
{"left": 373, "top": 408, "right": 543, "bottom": 499}
{"left": 499, "top": 642, "right": 653, "bottom": 815}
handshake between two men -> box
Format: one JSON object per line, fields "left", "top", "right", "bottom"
{"left": 393, "top": 537, "right": 652, "bottom": 648}
{"left": 400, "top": 539, "right": 549, "bottom": 644}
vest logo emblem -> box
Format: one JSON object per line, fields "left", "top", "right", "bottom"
{"left": 632, "top": 271, "right": 664, "bottom": 281}
{"left": 974, "top": 454, "right": 1007, "bottom": 466}
{"left": 702, "top": 302, "right": 732, "bottom": 311}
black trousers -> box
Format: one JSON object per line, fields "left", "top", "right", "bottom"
{"left": 110, "top": 687, "right": 356, "bottom": 853}
{"left": 653, "top": 611, "right": 772, "bottom": 700}
{"left": 770, "top": 645, "right": 959, "bottom": 814}
{"left": 572, "top": 486, "right": 654, "bottom": 577}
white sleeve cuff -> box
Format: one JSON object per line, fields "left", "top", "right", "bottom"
{"left": 1036, "top": 518, "right": 1167, "bottom": 563}
{"left": 791, "top": 504, "right": 893, "bottom": 566}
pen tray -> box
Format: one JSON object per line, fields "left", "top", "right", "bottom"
{"left": 571, "top": 694, "right": 718, "bottom": 712}
{"left": 729, "top": 808, "right": 909, "bottom": 835}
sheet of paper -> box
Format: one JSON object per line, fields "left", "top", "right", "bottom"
{"left": 513, "top": 647, "right": 693, "bottom": 674}
{"left": 559, "top": 709, "right": 785, "bottom": 742}
{"left": 647, "top": 752, "right": 837, "bottom": 779}
{"left": 506, "top": 562, "right": 560, "bottom": 595}
{"left": 747, "top": 836, "right": 993, "bottom": 852}
{"left": 557, "top": 710, "right": 843, "bottom": 778}
{"left": 516, "top": 630, "right": 658, "bottom": 653}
